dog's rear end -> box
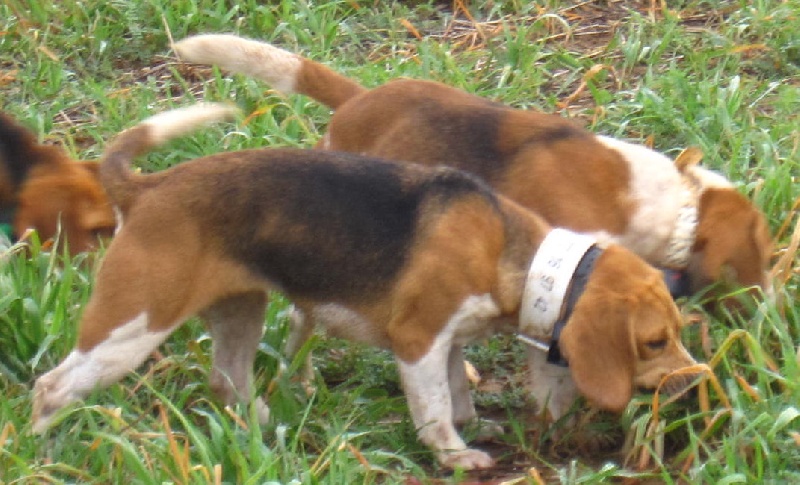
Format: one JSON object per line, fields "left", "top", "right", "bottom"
{"left": 31, "top": 103, "right": 513, "bottom": 467}
{"left": 32, "top": 103, "right": 246, "bottom": 431}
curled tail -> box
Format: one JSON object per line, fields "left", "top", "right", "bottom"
{"left": 174, "top": 34, "right": 366, "bottom": 110}
{"left": 101, "top": 103, "right": 239, "bottom": 211}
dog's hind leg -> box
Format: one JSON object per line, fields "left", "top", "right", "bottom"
{"left": 448, "top": 345, "right": 504, "bottom": 440}
{"left": 31, "top": 236, "right": 195, "bottom": 432}
{"left": 448, "top": 345, "right": 476, "bottom": 425}
{"left": 283, "top": 305, "right": 316, "bottom": 387}
{"left": 201, "top": 291, "right": 270, "bottom": 423}
{"left": 31, "top": 229, "right": 264, "bottom": 433}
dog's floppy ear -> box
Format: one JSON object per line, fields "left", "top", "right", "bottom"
{"left": 693, "top": 188, "right": 772, "bottom": 290}
{"left": 559, "top": 296, "right": 634, "bottom": 412}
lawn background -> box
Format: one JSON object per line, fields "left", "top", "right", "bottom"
{"left": 1, "top": 0, "right": 799, "bottom": 483}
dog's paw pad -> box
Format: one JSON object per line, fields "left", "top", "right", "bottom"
{"left": 437, "top": 448, "right": 494, "bottom": 470}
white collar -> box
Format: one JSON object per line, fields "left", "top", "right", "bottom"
{"left": 519, "top": 228, "right": 598, "bottom": 339}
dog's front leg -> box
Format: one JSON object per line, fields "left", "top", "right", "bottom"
{"left": 448, "top": 345, "right": 504, "bottom": 441}
{"left": 527, "top": 349, "right": 579, "bottom": 421}
{"left": 397, "top": 345, "right": 494, "bottom": 470}
{"left": 447, "top": 345, "right": 476, "bottom": 425}
{"left": 201, "top": 292, "right": 270, "bottom": 423}
{"left": 32, "top": 311, "right": 176, "bottom": 433}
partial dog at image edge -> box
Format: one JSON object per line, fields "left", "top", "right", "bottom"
{"left": 0, "top": 112, "right": 116, "bottom": 255}
{"left": 32, "top": 103, "right": 698, "bottom": 470}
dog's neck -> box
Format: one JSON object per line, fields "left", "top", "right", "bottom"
{"left": 518, "top": 229, "right": 601, "bottom": 365}
{"left": 658, "top": 175, "right": 700, "bottom": 269}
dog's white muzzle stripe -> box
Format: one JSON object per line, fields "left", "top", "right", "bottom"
{"left": 519, "top": 228, "right": 597, "bottom": 338}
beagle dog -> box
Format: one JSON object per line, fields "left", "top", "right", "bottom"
{"left": 32, "top": 104, "right": 697, "bottom": 469}
{"left": 173, "top": 34, "right": 770, "bottom": 425}
{"left": 0, "top": 112, "right": 116, "bottom": 255}
{"left": 174, "top": 34, "right": 773, "bottom": 302}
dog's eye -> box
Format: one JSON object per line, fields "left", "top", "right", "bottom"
{"left": 645, "top": 339, "right": 667, "bottom": 351}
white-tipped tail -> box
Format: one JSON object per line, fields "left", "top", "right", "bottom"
{"left": 142, "top": 102, "right": 241, "bottom": 146}
{"left": 100, "top": 102, "right": 240, "bottom": 209}
{"left": 174, "top": 34, "right": 302, "bottom": 95}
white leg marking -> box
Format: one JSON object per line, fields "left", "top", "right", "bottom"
{"left": 397, "top": 294, "right": 499, "bottom": 470}
{"left": 112, "top": 206, "right": 124, "bottom": 234}
{"left": 763, "top": 273, "right": 776, "bottom": 303}
{"left": 33, "top": 312, "right": 173, "bottom": 432}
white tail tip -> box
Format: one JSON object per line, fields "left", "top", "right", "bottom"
{"left": 141, "top": 102, "right": 240, "bottom": 146}
{"left": 174, "top": 34, "right": 301, "bottom": 94}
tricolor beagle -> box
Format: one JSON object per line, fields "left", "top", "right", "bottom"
{"left": 174, "top": 34, "right": 773, "bottom": 302}
{"left": 32, "top": 104, "right": 697, "bottom": 469}
{"left": 0, "top": 112, "right": 116, "bottom": 255}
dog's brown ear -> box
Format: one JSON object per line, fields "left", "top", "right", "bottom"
{"left": 674, "top": 146, "right": 704, "bottom": 173}
{"left": 559, "top": 296, "right": 634, "bottom": 412}
{"left": 694, "top": 188, "right": 772, "bottom": 290}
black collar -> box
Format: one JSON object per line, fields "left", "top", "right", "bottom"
{"left": 546, "top": 244, "right": 604, "bottom": 367}
{"left": 661, "top": 268, "right": 691, "bottom": 299}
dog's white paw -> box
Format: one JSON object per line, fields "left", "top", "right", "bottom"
{"left": 437, "top": 448, "right": 494, "bottom": 470}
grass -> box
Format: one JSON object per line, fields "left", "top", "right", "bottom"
{"left": 1, "top": 0, "right": 799, "bottom": 482}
